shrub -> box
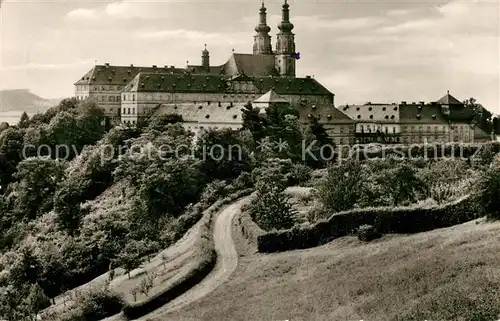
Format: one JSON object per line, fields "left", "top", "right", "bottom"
{"left": 250, "top": 171, "right": 296, "bottom": 231}
{"left": 199, "top": 180, "right": 228, "bottom": 206}
{"left": 356, "top": 224, "right": 381, "bottom": 242}
{"left": 314, "top": 160, "right": 364, "bottom": 213}
{"left": 65, "top": 289, "right": 124, "bottom": 321}
{"left": 385, "top": 163, "right": 428, "bottom": 206}
{"left": 479, "top": 159, "right": 500, "bottom": 219}
{"left": 288, "top": 163, "right": 312, "bottom": 186}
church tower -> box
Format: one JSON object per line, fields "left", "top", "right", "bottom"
{"left": 275, "top": 0, "right": 296, "bottom": 77}
{"left": 253, "top": 2, "right": 273, "bottom": 55}
{"left": 202, "top": 44, "right": 210, "bottom": 72}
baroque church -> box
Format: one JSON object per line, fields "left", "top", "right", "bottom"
{"left": 74, "top": 1, "right": 478, "bottom": 145}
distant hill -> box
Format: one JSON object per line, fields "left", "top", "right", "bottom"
{"left": 0, "top": 89, "right": 61, "bottom": 113}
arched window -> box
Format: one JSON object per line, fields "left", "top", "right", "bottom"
{"left": 132, "top": 94, "right": 135, "bottom": 101}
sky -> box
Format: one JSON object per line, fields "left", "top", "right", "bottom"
{"left": 1, "top": 0, "right": 499, "bottom": 112}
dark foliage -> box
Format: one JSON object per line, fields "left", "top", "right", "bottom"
{"left": 257, "top": 193, "right": 484, "bottom": 253}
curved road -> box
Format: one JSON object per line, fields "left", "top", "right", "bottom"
{"left": 138, "top": 196, "right": 252, "bottom": 320}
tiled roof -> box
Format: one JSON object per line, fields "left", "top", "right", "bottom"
{"left": 224, "top": 53, "right": 278, "bottom": 77}
{"left": 187, "top": 64, "right": 225, "bottom": 75}
{"left": 253, "top": 76, "right": 333, "bottom": 96}
{"left": 435, "top": 92, "right": 463, "bottom": 105}
{"left": 122, "top": 72, "right": 333, "bottom": 96}
{"left": 254, "top": 90, "right": 289, "bottom": 104}
{"left": 399, "top": 104, "right": 449, "bottom": 124}
{"left": 154, "top": 102, "right": 244, "bottom": 124}
{"left": 74, "top": 64, "right": 186, "bottom": 85}
{"left": 448, "top": 107, "right": 475, "bottom": 122}
{"left": 122, "top": 73, "right": 228, "bottom": 93}
{"left": 317, "top": 107, "right": 355, "bottom": 124}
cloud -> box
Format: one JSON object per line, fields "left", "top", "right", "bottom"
{"left": 66, "top": 0, "right": 173, "bottom": 20}
{"left": 66, "top": 8, "right": 98, "bottom": 20}
{"left": 135, "top": 29, "right": 248, "bottom": 45}
{"left": 309, "top": 0, "right": 499, "bottom": 108}
{"left": 293, "top": 15, "right": 386, "bottom": 31}
{"left": 385, "top": 9, "right": 411, "bottom": 16}
{"left": 2, "top": 60, "right": 94, "bottom": 71}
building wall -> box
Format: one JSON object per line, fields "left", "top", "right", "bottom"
{"left": 399, "top": 123, "right": 473, "bottom": 144}
{"left": 75, "top": 84, "right": 124, "bottom": 119}
{"left": 119, "top": 90, "right": 334, "bottom": 125}
{"left": 321, "top": 123, "right": 356, "bottom": 146}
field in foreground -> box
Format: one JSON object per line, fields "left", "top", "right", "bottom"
{"left": 155, "top": 217, "right": 500, "bottom": 321}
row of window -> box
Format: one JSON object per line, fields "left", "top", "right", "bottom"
{"left": 359, "top": 125, "right": 398, "bottom": 133}
{"left": 122, "top": 108, "right": 136, "bottom": 115}
{"left": 401, "top": 125, "right": 469, "bottom": 133}
{"left": 77, "top": 85, "right": 122, "bottom": 91}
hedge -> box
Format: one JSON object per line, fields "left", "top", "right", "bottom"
{"left": 257, "top": 193, "right": 485, "bottom": 253}
{"left": 237, "top": 198, "right": 266, "bottom": 247}
{"left": 122, "top": 188, "right": 254, "bottom": 319}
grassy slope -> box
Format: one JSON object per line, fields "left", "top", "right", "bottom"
{"left": 159, "top": 217, "right": 500, "bottom": 321}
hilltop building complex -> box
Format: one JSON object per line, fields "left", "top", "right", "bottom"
{"left": 74, "top": 1, "right": 481, "bottom": 145}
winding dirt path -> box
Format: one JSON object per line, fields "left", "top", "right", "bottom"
{"left": 138, "top": 197, "right": 252, "bottom": 320}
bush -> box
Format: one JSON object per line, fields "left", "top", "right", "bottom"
{"left": 62, "top": 289, "right": 124, "bottom": 321}
{"left": 479, "top": 159, "right": 500, "bottom": 219}
{"left": 250, "top": 171, "right": 296, "bottom": 231}
{"left": 356, "top": 224, "right": 381, "bottom": 242}
{"left": 288, "top": 163, "right": 312, "bottom": 186}
{"left": 314, "top": 160, "right": 364, "bottom": 213}
{"left": 199, "top": 180, "right": 228, "bottom": 206}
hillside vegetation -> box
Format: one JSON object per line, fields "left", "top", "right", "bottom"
{"left": 1, "top": 97, "right": 499, "bottom": 320}
{"left": 0, "top": 99, "right": 326, "bottom": 320}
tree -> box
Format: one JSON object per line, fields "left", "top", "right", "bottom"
{"left": 0, "top": 127, "right": 24, "bottom": 190}
{"left": 53, "top": 182, "right": 85, "bottom": 234}
{"left": 303, "top": 116, "right": 335, "bottom": 168}
{"left": 18, "top": 112, "right": 30, "bottom": 128}
{"left": 467, "top": 98, "right": 493, "bottom": 134}
{"left": 386, "top": 164, "right": 428, "bottom": 206}
{"left": 24, "top": 283, "right": 50, "bottom": 320}
{"left": 0, "top": 122, "right": 9, "bottom": 132}
{"left": 147, "top": 114, "right": 183, "bottom": 132}
{"left": 115, "top": 241, "right": 143, "bottom": 279}
{"left": 11, "top": 157, "right": 65, "bottom": 220}
{"left": 195, "top": 128, "right": 254, "bottom": 181}
{"left": 250, "top": 169, "right": 296, "bottom": 231}
{"left": 314, "top": 160, "right": 364, "bottom": 213}
{"left": 241, "top": 102, "right": 265, "bottom": 141}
